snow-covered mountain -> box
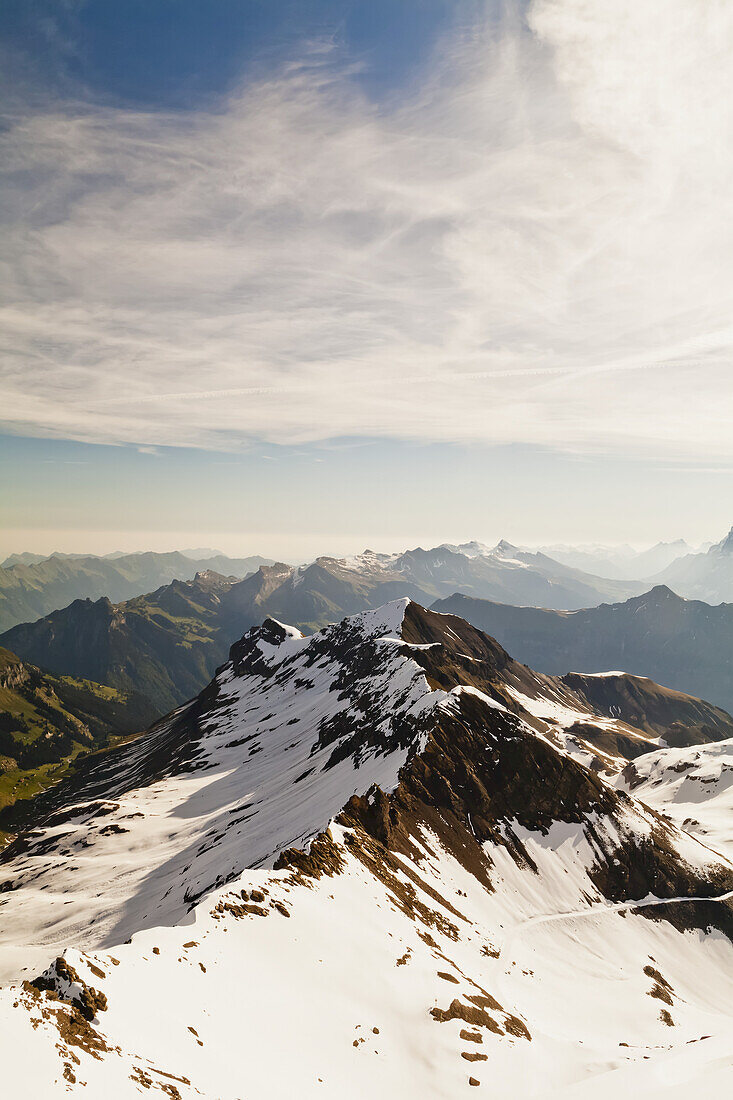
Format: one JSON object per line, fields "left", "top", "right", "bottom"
{"left": 389, "top": 540, "right": 639, "bottom": 607}
{"left": 1, "top": 601, "right": 731, "bottom": 1098}
{"left": 285, "top": 541, "right": 639, "bottom": 621}
{"left": 255, "top": 541, "right": 639, "bottom": 625}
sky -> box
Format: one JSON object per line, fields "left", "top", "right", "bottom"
{"left": 2, "top": 0, "right": 733, "bottom": 560}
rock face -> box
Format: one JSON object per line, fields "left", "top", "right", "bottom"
{"left": 561, "top": 671, "right": 733, "bottom": 747}
{"left": 0, "top": 601, "right": 731, "bottom": 1099}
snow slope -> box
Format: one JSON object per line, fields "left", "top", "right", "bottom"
{"left": 0, "top": 600, "right": 731, "bottom": 1098}
{"left": 620, "top": 738, "right": 733, "bottom": 861}
{"left": 0, "top": 601, "right": 440, "bottom": 979}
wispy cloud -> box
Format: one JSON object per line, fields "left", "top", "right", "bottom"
{"left": 1, "top": 0, "right": 732, "bottom": 459}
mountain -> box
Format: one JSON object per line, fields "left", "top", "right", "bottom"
{"left": 0, "top": 552, "right": 49, "bottom": 569}
{"left": 540, "top": 540, "right": 692, "bottom": 580}
{"left": 178, "top": 547, "right": 227, "bottom": 560}
{"left": 0, "top": 563, "right": 318, "bottom": 718}
{"left": 250, "top": 554, "right": 432, "bottom": 629}
{"left": 0, "top": 646, "right": 151, "bottom": 836}
{"left": 2, "top": 552, "right": 108, "bottom": 567}
{"left": 282, "top": 541, "right": 639, "bottom": 618}
{"left": 652, "top": 525, "right": 733, "bottom": 602}
{"left": 0, "top": 544, "right": 642, "bottom": 718}
{"left": 0, "top": 570, "right": 242, "bottom": 718}
{"left": 0, "top": 539, "right": 639, "bottom": 648}
{"left": 557, "top": 672, "right": 733, "bottom": 751}
{"left": 245, "top": 543, "right": 638, "bottom": 624}
{"left": 432, "top": 586, "right": 733, "bottom": 713}
{"left": 623, "top": 539, "right": 693, "bottom": 577}
{"left": 396, "top": 541, "right": 640, "bottom": 606}
{"left": 6, "top": 576, "right": 729, "bottom": 775}
{"left": 0, "top": 600, "right": 731, "bottom": 1097}
{"left": 0, "top": 550, "right": 273, "bottom": 634}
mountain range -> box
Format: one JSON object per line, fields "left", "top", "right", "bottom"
{"left": 652, "top": 525, "right": 733, "bottom": 602}
{"left": 542, "top": 525, "right": 733, "bottom": 603}
{"left": 6, "top": 539, "right": 733, "bottom": 724}
{"left": 5, "top": 525, "right": 733, "bottom": 645}
{"left": 5, "top": 565, "right": 733, "bottom": 833}
{"left": 0, "top": 550, "right": 273, "bottom": 634}
{"left": 433, "top": 585, "right": 733, "bottom": 713}
{"left": 0, "top": 542, "right": 642, "bottom": 720}
{"left": 0, "top": 540, "right": 648, "bottom": 639}
{"left": 539, "top": 539, "right": 695, "bottom": 580}
{"left": 0, "top": 570, "right": 240, "bottom": 718}
{"left": 449, "top": 528, "right": 733, "bottom": 605}
{"left": 0, "top": 599, "right": 730, "bottom": 1097}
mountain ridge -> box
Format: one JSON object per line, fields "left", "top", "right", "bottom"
{"left": 0, "top": 550, "right": 273, "bottom": 634}
{"left": 650, "top": 524, "right": 733, "bottom": 602}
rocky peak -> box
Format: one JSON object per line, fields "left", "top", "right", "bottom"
{"left": 492, "top": 539, "right": 521, "bottom": 557}
{"left": 712, "top": 526, "right": 733, "bottom": 554}
{"left": 192, "top": 569, "right": 232, "bottom": 589}
{"left": 636, "top": 584, "right": 680, "bottom": 605}
{"left": 0, "top": 648, "right": 31, "bottom": 691}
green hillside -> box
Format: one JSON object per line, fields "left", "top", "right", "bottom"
{"left": 0, "top": 646, "right": 152, "bottom": 842}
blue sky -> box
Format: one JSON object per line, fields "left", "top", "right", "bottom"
{"left": 1, "top": 0, "right": 732, "bottom": 559}
{"left": 1, "top": 0, "right": 474, "bottom": 105}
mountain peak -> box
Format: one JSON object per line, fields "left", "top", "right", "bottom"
{"left": 192, "top": 569, "right": 231, "bottom": 587}
{"left": 492, "top": 539, "right": 521, "bottom": 557}
{"left": 712, "top": 525, "right": 733, "bottom": 554}
{"left": 640, "top": 584, "right": 680, "bottom": 603}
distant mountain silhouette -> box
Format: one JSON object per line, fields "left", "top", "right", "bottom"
{"left": 432, "top": 586, "right": 733, "bottom": 712}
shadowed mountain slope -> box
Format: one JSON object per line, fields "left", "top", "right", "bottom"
{"left": 432, "top": 586, "right": 733, "bottom": 713}
{"left": 0, "top": 647, "right": 151, "bottom": 833}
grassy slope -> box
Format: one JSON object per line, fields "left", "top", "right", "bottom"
{"left": 0, "top": 583, "right": 233, "bottom": 722}
{"left": 0, "top": 647, "right": 152, "bottom": 843}
{"left": 100, "top": 580, "right": 233, "bottom": 710}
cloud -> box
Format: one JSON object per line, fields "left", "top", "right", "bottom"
{"left": 1, "top": 0, "right": 733, "bottom": 460}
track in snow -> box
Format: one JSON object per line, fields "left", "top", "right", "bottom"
{"left": 495, "top": 889, "right": 733, "bottom": 1040}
